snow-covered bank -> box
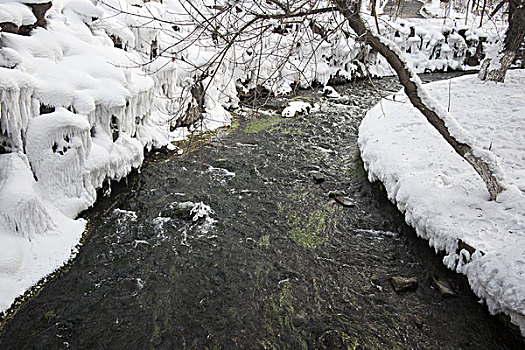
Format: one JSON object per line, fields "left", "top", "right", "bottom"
{"left": 0, "top": 0, "right": 235, "bottom": 314}
{"left": 358, "top": 70, "right": 525, "bottom": 335}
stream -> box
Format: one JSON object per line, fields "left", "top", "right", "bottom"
{"left": 0, "top": 74, "right": 522, "bottom": 349}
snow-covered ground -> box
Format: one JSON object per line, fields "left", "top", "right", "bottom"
{"left": 0, "top": 0, "right": 514, "bottom": 319}
{"left": 359, "top": 70, "right": 525, "bottom": 335}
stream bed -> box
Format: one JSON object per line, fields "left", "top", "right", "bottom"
{"left": 0, "top": 74, "right": 523, "bottom": 349}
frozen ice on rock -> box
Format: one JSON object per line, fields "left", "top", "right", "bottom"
{"left": 282, "top": 101, "right": 319, "bottom": 118}
{"left": 190, "top": 202, "right": 214, "bottom": 222}
{"left": 323, "top": 86, "right": 341, "bottom": 98}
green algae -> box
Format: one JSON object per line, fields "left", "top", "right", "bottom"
{"left": 285, "top": 192, "right": 336, "bottom": 249}
{"left": 280, "top": 128, "right": 307, "bottom": 135}
{"left": 258, "top": 235, "right": 270, "bottom": 248}
{"left": 44, "top": 310, "right": 60, "bottom": 321}
{"left": 150, "top": 295, "right": 170, "bottom": 347}
{"left": 288, "top": 210, "right": 329, "bottom": 248}
{"left": 244, "top": 117, "right": 282, "bottom": 134}
{"left": 258, "top": 280, "right": 306, "bottom": 349}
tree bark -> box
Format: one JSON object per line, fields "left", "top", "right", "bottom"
{"left": 489, "top": 0, "right": 506, "bottom": 20}
{"left": 464, "top": 0, "right": 471, "bottom": 24}
{"left": 371, "top": 0, "right": 381, "bottom": 34}
{"left": 479, "top": 0, "right": 487, "bottom": 26}
{"left": 478, "top": 0, "right": 525, "bottom": 82}
{"left": 333, "top": 0, "right": 505, "bottom": 200}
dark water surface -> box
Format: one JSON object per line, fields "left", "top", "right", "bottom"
{"left": 1, "top": 75, "right": 523, "bottom": 349}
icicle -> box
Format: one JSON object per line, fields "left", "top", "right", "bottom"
{"left": 0, "top": 153, "right": 56, "bottom": 239}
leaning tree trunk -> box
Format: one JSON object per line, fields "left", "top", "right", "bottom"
{"left": 478, "top": 0, "right": 525, "bottom": 82}
{"left": 333, "top": 0, "right": 505, "bottom": 200}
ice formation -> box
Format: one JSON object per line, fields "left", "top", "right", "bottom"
{"left": 282, "top": 101, "right": 320, "bottom": 118}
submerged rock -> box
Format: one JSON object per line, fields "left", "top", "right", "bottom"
{"left": 390, "top": 276, "right": 418, "bottom": 293}
{"left": 311, "top": 172, "right": 326, "bottom": 184}
{"left": 334, "top": 196, "right": 355, "bottom": 207}
{"left": 432, "top": 276, "right": 456, "bottom": 297}
{"left": 318, "top": 330, "right": 353, "bottom": 350}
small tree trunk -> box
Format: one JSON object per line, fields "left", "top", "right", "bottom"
{"left": 464, "top": 0, "right": 470, "bottom": 24}
{"left": 371, "top": 0, "right": 381, "bottom": 34}
{"left": 478, "top": 51, "right": 516, "bottom": 82}
{"left": 334, "top": 0, "right": 505, "bottom": 200}
{"left": 479, "top": 0, "right": 525, "bottom": 82}
{"left": 393, "top": 0, "right": 402, "bottom": 19}
{"left": 479, "top": 0, "right": 486, "bottom": 26}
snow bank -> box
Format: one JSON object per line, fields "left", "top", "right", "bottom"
{"left": 0, "top": 0, "right": 234, "bottom": 314}
{"left": 0, "top": 2, "right": 36, "bottom": 28}
{"left": 359, "top": 69, "right": 525, "bottom": 334}
{"left": 0, "top": 152, "right": 85, "bottom": 312}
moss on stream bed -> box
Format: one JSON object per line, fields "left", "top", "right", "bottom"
{"left": 283, "top": 191, "right": 336, "bottom": 249}
{"left": 244, "top": 117, "right": 283, "bottom": 134}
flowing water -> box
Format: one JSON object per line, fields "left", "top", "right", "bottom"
{"left": 1, "top": 74, "right": 523, "bottom": 349}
